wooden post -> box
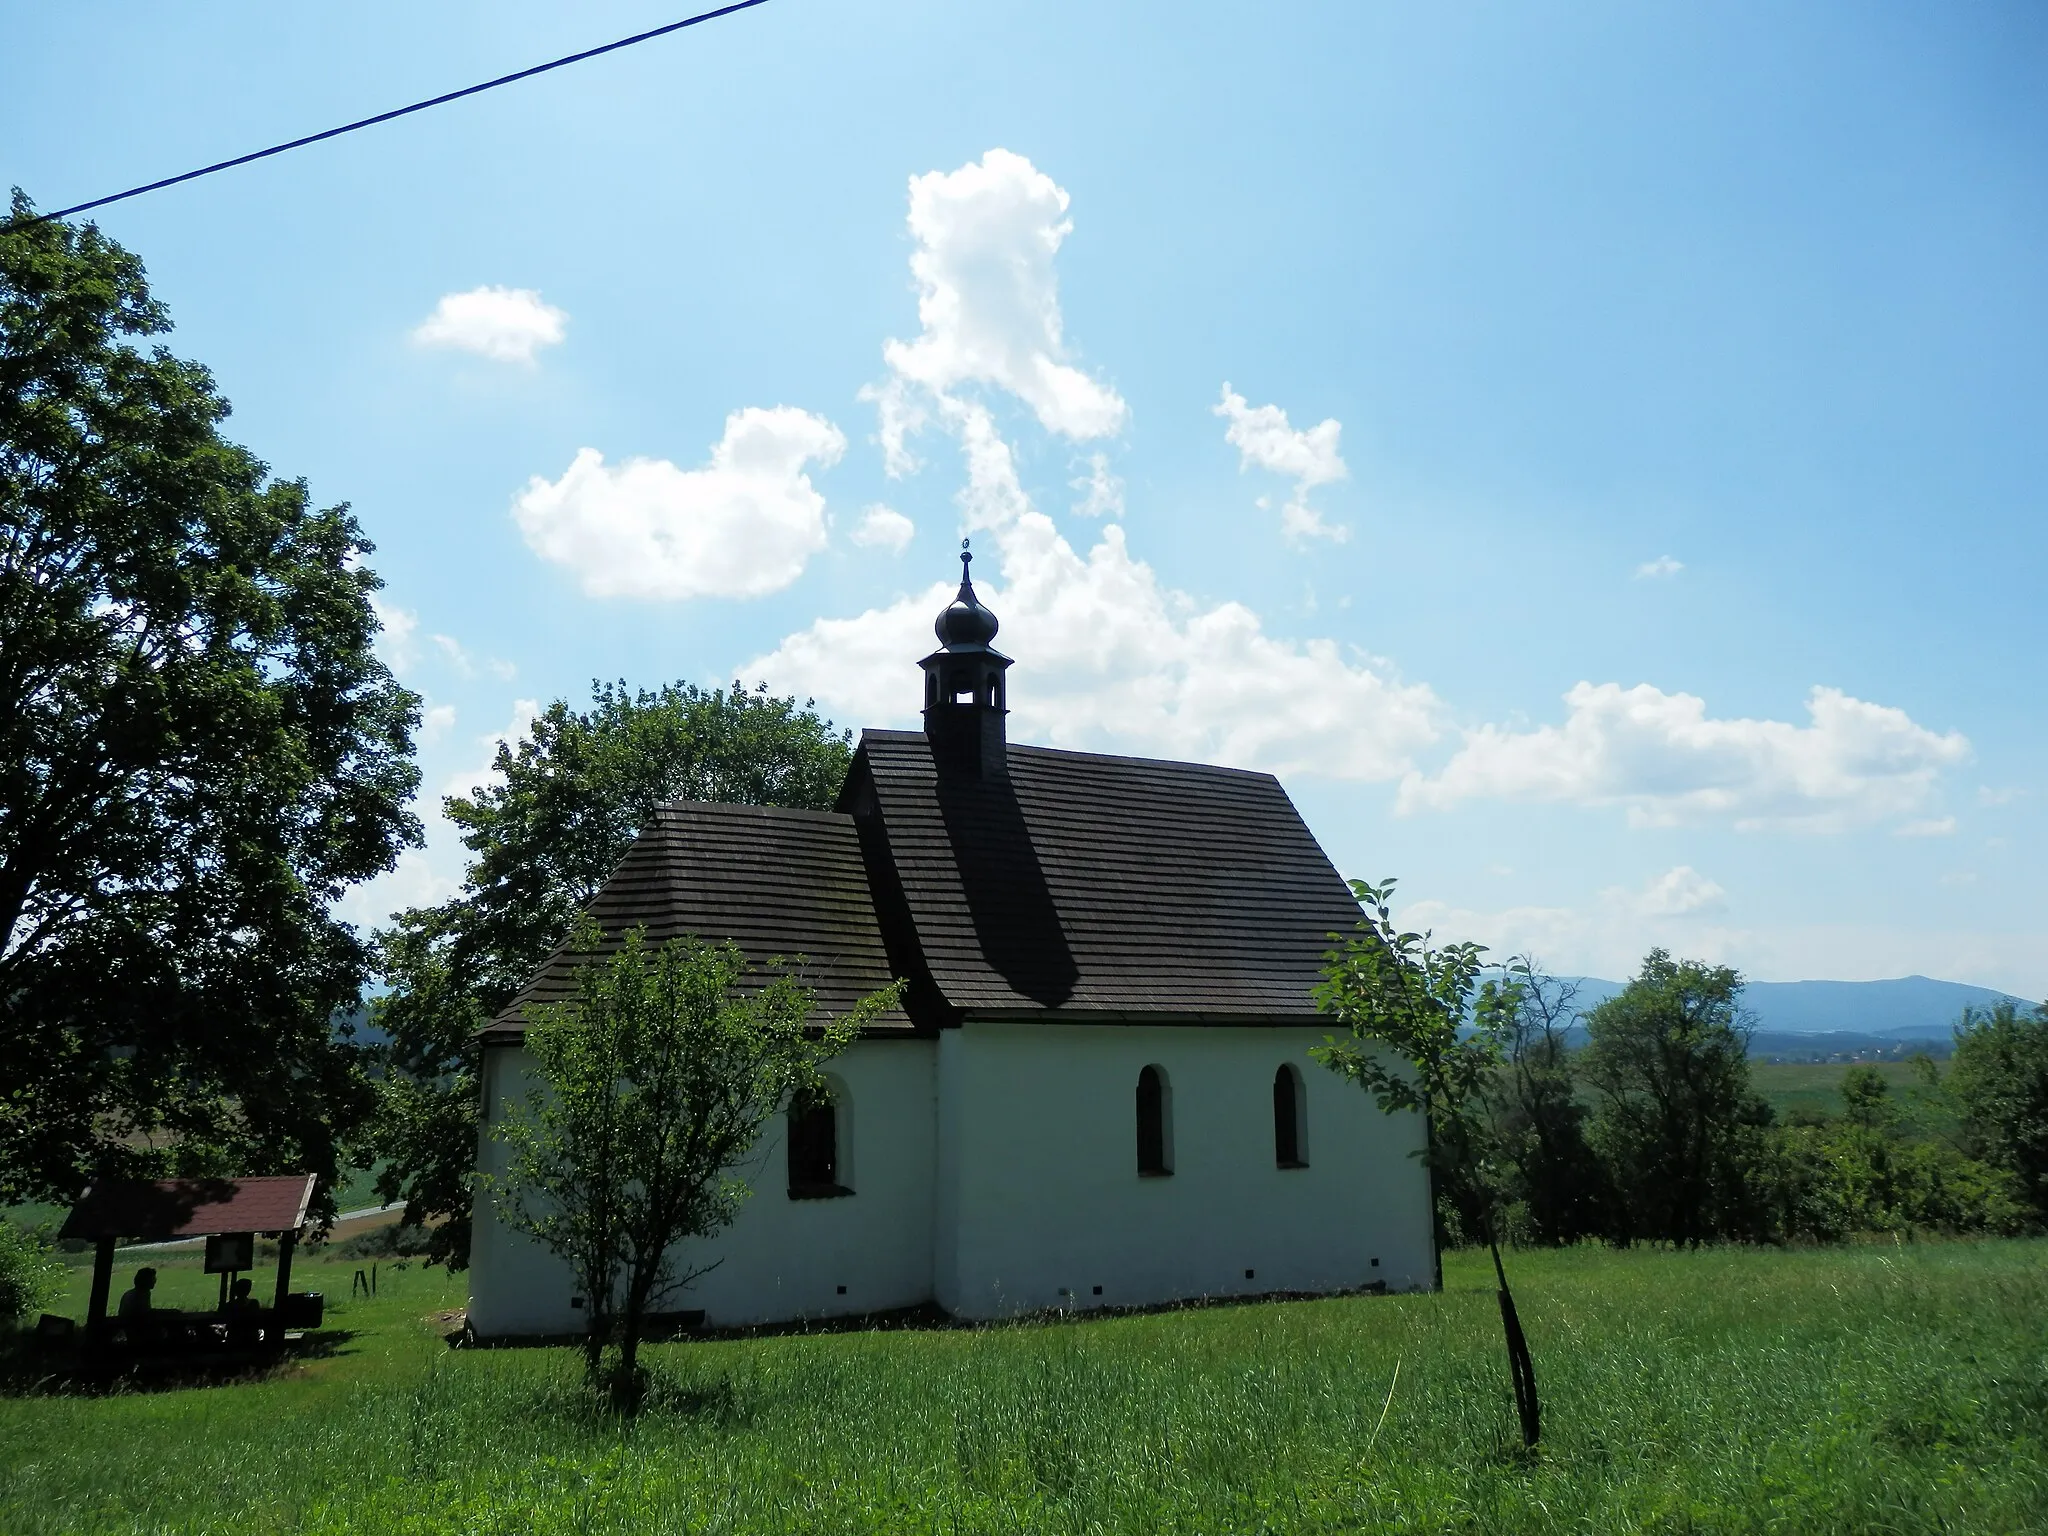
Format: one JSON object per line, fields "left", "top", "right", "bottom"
{"left": 86, "top": 1236, "right": 116, "bottom": 1339}
{"left": 272, "top": 1229, "right": 297, "bottom": 1312}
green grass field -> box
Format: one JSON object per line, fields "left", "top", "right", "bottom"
{"left": 5, "top": 1239, "right": 2046, "bottom": 1534}
{"left": 1747, "top": 1059, "right": 1927, "bottom": 1122}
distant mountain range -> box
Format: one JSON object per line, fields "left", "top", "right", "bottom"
{"left": 1555, "top": 974, "right": 2033, "bottom": 1063}
{"left": 1565, "top": 974, "right": 2028, "bottom": 1037}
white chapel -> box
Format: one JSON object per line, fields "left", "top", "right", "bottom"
{"left": 467, "top": 553, "right": 1435, "bottom": 1334}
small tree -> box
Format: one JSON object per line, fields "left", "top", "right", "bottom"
{"left": 1582, "top": 949, "right": 1772, "bottom": 1246}
{"left": 491, "top": 923, "right": 899, "bottom": 1401}
{"left": 1311, "top": 877, "right": 1541, "bottom": 1449}
{"left": 368, "top": 678, "right": 853, "bottom": 1268}
{"left": 1944, "top": 1000, "right": 2048, "bottom": 1223}
{"left": 1490, "top": 961, "right": 1608, "bottom": 1245}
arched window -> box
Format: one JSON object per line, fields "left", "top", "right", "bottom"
{"left": 1136, "top": 1065, "right": 1173, "bottom": 1176}
{"left": 1274, "top": 1064, "right": 1307, "bottom": 1168}
{"left": 788, "top": 1083, "right": 851, "bottom": 1199}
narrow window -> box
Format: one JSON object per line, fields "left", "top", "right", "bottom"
{"left": 1275, "top": 1064, "right": 1307, "bottom": 1168}
{"left": 788, "top": 1091, "right": 844, "bottom": 1198}
{"left": 1137, "top": 1065, "right": 1172, "bottom": 1176}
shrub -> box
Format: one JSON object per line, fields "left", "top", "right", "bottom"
{"left": 1766, "top": 1121, "right": 2029, "bottom": 1240}
{"left": 1946, "top": 1001, "right": 2048, "bottom": 1221}
{"left": 330, "top": 1223, "right": 438, "bottom": 1261}
{"left": 0, "top": 1222, "right": 63, "bottom": 1325}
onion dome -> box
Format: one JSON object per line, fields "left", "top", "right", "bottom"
{"left": 934, "top": 544, "right": 999, "bottom": 650}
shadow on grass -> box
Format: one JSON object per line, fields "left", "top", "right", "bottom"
{"left": 459, "top": 1283, "right": 1398, "bottom": 1351}
{"left": 514, "top": 1361, "right": 752, "bottom": 1430}
{"left": 0, "top": 1329, "right": 359, "bottom": 1398}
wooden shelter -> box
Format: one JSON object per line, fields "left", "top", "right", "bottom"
{"left": 59, "top": 1174, "right": 317, "bottom": 1339}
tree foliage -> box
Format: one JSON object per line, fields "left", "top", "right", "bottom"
{"left": 1581, "top": 950, "right": 1773, "bottom": 1247}
{"left": 1310, "top": 878, "right": 1520, "bottom": 1170}
{"left": 368, "top": 680, "right": 853, "bottom": 1266}
{"left": 1767, "top": 1075, "right": 2028, "bottom": 1242}
{"left": 492, "top": 923, "right": 899, "bottom": 1401}
{"left": 0, "top": 1220, "right": 63, "bottom": 1323}
{"left": 1487, "top": 963, "right": 1609, "bottom": 1246}
{"left": 1312, "top": 876, "right": 1541, "bottom": 1447}
{"left": 0, "top": 192, "right": 420, "bottom": 1207}
{"left": 1943, "top": 1000, "right": 2048, "bottom": 1222}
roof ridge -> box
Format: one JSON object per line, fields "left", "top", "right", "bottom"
{"left": 860, "top": 729, "right": 1281, "bottom": 783}
{"left": 650, "top": 800, "right": 853, "bottom": 822}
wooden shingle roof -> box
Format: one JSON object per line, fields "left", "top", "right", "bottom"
{"left": 844, "top": 730, "right": 1363, "bottom": 1023}
{"left": 483, "top": 734, "right": 1365, "bottom": 1042}
{"left": 59, "top": 1175, "right": 317, "bottom": 1240}
{"left": 483, "top": 802, "right": 909, "bottom": 1041}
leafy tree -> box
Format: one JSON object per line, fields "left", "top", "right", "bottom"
{"left": 1839, "top": 1065, "right": 1897, "bottom": 1133}
{"left": 1767, "top": 1066, "right": 2027, "bottom": 1241}
{"left": 1944, "top": 1000, "right": 2048, "bottom": 1222}
{"left": 1582, "top": 950, "right": 1772, "bottom": 1246}
{"left": 369, "top": 681, "right": 852, "bottom": 1266}
{"left": 492, "top": 923, "right": 899, "bottom": 1402}
{"left": 0, "top": 1220, "right": 63, "bottom": 1324}
{"left": 1313, "top": 877, "right": 1542, "bottom": 1449}
{"left": 1489, "top": 962, "right": 1609, "bottom": 1245}
{"left": 0, "top": 192, "right": 419, "bottom": 1208}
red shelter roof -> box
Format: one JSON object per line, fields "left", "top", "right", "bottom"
{"left": 58, "top": 1175, "right": 317, "bottom": 1241}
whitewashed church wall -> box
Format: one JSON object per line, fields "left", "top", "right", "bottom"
{"left": 467, "top": 1037, "right": 938, "bottom": 1336}
{"left": 935, "top": 1022, "right": 1433, "bottom": 1320}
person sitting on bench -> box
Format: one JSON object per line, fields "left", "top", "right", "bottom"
{"left": 221, "top": 1276, "right": 263, "bottom": 1346}
{"left": 117, "top": 1267, "right": 160, "bottom": 1344}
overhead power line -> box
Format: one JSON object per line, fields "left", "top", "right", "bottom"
{"left": 13, "top": 1, "right": 772, "bottom": 228}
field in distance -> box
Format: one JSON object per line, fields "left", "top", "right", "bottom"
{"left": 4, "top": 1237, "right": 2044, "bottom": 1534}
{"left": 1748, "top": 1058, "right": 1926, "bottom": 1121}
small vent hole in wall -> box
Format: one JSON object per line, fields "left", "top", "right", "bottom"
{"left": 570, "top": 1297, "right": 585, "bottom": 1310}
{"left": 1245, "top": 1269, "right": 1255, "bottom": 1280}
{"left": 1371, "top": 1257, "right": 1380, "bottom": 1267}
{"left": 1092, "top": 1286, "right": 1102, "bottom": 1296}
{"left": 836, "top": 1285, "right": 847, "bottom": 1295}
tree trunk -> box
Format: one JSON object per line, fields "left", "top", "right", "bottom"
{"left": 610, "top": 1262, "right": 658, "bottom": 1413}
{"left": 580, "top": 1277, "right": 609, "bottom": 1390}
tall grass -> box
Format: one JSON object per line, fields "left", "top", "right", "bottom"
{"left": 4, "top": 1241, "right": 2045, "bottom": 1534}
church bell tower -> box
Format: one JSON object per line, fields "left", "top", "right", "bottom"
{"left": 920, "top": 542, "right": 1011, "bottom": 779}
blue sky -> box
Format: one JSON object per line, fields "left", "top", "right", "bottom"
{"left": 8, "top": 2, "right": 2045, "bottom": 992}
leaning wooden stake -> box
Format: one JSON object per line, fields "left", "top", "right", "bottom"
{"left": 1487, "top": 1232, "right": 1541, "bottom": 1448}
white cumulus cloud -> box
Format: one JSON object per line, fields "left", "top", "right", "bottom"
{"left": 1070, "top": 453, "right": 1123, "bottom": 519}
{"left": 412, "top": 285, "right": 567, "bottom": 364}
{"left": 744, "top": 410, "right": 1440, "bottom": 781}
{"left": 1634, "top": 555, "right": 1684, "bottom": 579}
{"left": 868, "top": 148, "right": 1126, "bottom": 473}
{"left": 1399, "top": 682, "right": 1970, "bottom": 832}
{"left": 514, "top": 407, "right": 846, "bottom": 600}
{"left": 1215, "top": 384, "right": 1350, "bottom": 546}
{"left": 335, "top": 698, "right": 540, "bottom": 932}
{"left": 369, "top": 593, "right": 420, "bottom": 676}
{"left": 1896, "top": 816, "right": 1958, "bottom": 838}
{"left": 1401, "top": 872, "right": 2047, "bottom": 995}
{"left": 851, "top": 504, "right": 915, "bottom": 553}
{"left": 1400, "top": 866, "right": 1735, "bottom": 980}
{"left": 1636, "top": 865, "right": 1729, "bottom": 916}
{"left": 764, "top": 150, "right": 1433, "bottom": 776}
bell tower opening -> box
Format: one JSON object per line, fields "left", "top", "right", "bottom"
{"left": 919, "top": 541, "right": 1012, "bottom": 779}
